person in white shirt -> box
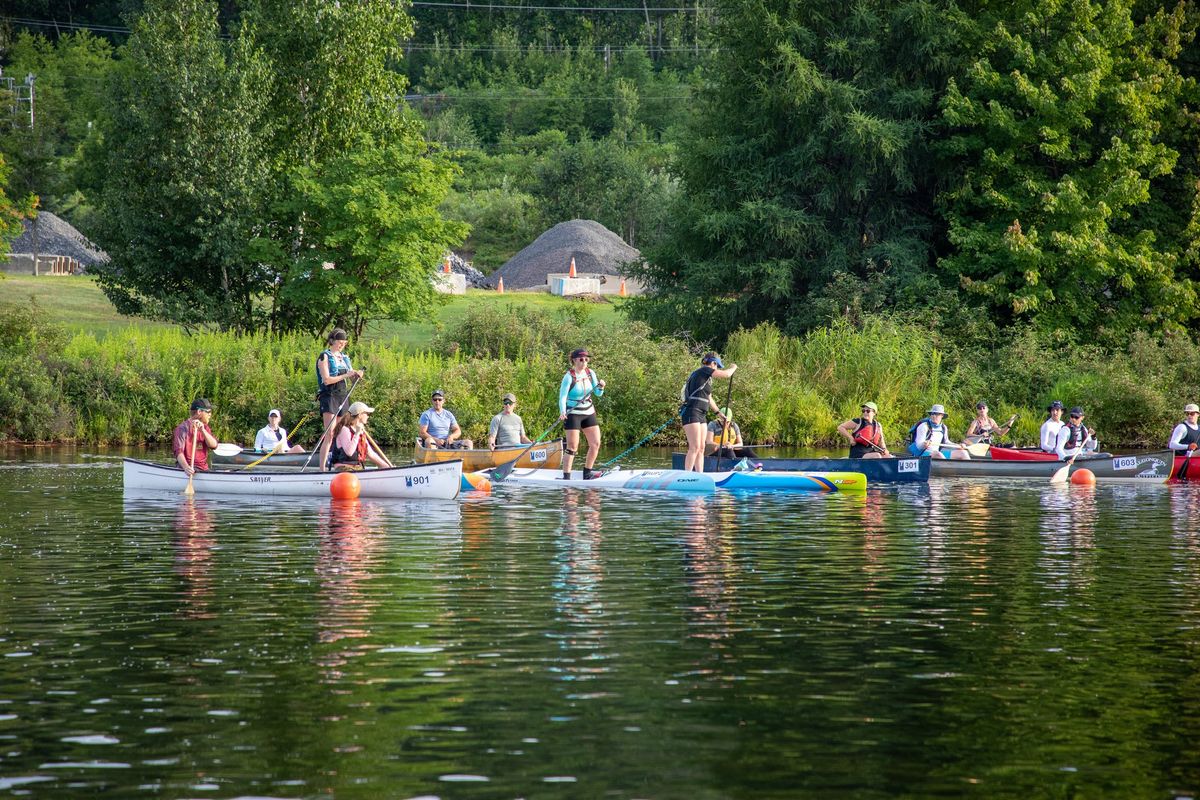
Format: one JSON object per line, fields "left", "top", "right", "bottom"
{"left": 907, "top": 404, "right": 970, "bottom": 459}
{"left": 254, "top": 409, "right": 305, "bottom": 454}
{"left": 1054, "top": 406, "right": 1096, "bottom": 460}
{"left": 1168, "top": 403, "right": 1200, "bottom": 452}
{"left": 1040, "top": 401, "right": 1065, "bottom": 453}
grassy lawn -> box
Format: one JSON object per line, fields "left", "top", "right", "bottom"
{"left": 3, "top": 274, "right": 623, "bottom": 348}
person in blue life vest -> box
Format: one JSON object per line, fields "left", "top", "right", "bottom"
{"left": 1055, "top": 407, "right": 1097, "bottom": 460}
{"left": 559, "top": 348, "right": 606, "bottom": 479}
{"left": 420, "top": 389, "right": 473, "bottom": 450}
{"left": 837, "top": 402, "right": 892, "bottom": 459}
{"left": 907, "top": 404, "right": 970, "bottom": 459}
{"left": 317, "top": 328, "right": 365, "bottom": 472}
{"left": 1168, "top": 403, "right": 1200, "bottom": 452}
{"left": 254, "top": 409, "right": 305, "bottom": 454}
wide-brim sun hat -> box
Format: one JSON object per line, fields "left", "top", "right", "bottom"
{"left": 927, "top": 404, "right": 947, "bottom": 415}
{"left": 1186, "top": 403, "right": 1200, "bottom": 413}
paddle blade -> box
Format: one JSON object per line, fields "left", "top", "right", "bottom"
{"left": 1049, "top": 464, "right": 1070, "bottom": 485}
{"left": 214, "top": 443, "right": 242, "bottom": 457}
{"left": 184, "top": 475, "right": 195, "bottom": 495}
{"left": 966, "top": 442, "right": 991, "bottom": 458}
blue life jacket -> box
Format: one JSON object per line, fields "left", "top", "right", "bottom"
{"left": 316, "top": 349, "right": 351, "bottom": 393}
{"left": 908, "top": 417, "right": 947, "bottom": 445}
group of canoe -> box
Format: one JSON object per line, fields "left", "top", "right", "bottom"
{"left": 121, "top": 333, "right": 1200, "bottom": 499}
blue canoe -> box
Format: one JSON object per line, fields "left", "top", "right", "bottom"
{"left": 671, "top": 453, "right": 930, "bottom": 484}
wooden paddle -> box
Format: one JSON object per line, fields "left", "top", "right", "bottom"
{"left": 238, "top": 413, "right": 314, "bottom": 472}
{"left": 362, "top": 428, "right": 394, "bottom": 468}
{"left": 965, "top": 442, "right": 991, "bottom": 458}
{"left": 301, "top": 374, "right": 363, "bottom": 472}
{"left": 184, "top": 425, "right": 198, "bottom": 496}
{"left": 1050, "top": 449, "right": 1080, "bottom": 485}
{"left": 1175, "top": 449, "right": 1194, "bottom": 481}
{"left": 214, "top": 443, "right": 243, "bottom": 457}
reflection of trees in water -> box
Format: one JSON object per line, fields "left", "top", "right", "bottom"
{"left": 1037, "top": 485, "right": 1098, "bottom": 597}
{"left": 315, "top": 500, "right": 386, "bottom": 682}
{"left": 173, "top": 498, "right": 217, "bottom": 619}
{"left": 682, "top": 494, "right": 740, "bottom": 643}
{"left": 1171, "top": 488, "right": 1200, "bottom": 613}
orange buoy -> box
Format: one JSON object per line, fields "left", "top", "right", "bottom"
{"left": 462, "top": 471, "right": 492, "bottom": 493}
{"left": 443, "top": 256, "right": 452, "bottom": 274}
{"left": 1070, "top": 468, "right": 1096, "bottom": 486}
{"left": 330, "top": 471, "right": 361, "bottom": 499}
{"left": 568, "top": 257, "right": 577, "bottom": 278}
{"left": 618, "top": 277, "right": 627, "bottom": 297}
{"left": 497, "top": 277, "right": 504, "bottom": 294}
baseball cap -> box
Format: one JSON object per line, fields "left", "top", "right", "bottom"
{"left": 431, "top": 389, "right": 445, "bottom": 398}
{"left": 702, "top": 352, "right": 724, "bottom": 368}
{"left": 268, "top": 409, "right": 281, "bottom": 420}
{"left": 502, "top": 392, "right": 516, "bottom": 403}
{"left": 1069, "top": 406, "right": 1084, "bottom": 417}
{"left": 1048, "top": 400, "right": 1064, "bottom": 411}
{"left": 190, "top": 398, "right": 212, "bottom": 411}
{"left": 718, "top": 406, "right": 733, "bottom": 420}
{"left": 976, "top": 400, "right": 988, "bottom": 409}
{"left": 348, "top": 401, "right": 375, "bottom": 415}
{"left": 861, "top": 401, "right": 878, "bottom": 413}
{"left": 570, "top": 348, "right": 590, "bottom": 360}
{"left": 1185, "top": 403, "right": 1199, "bottom": 413}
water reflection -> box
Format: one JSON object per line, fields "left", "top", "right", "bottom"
{"left": 172, "top": 498, "right": 218, "bottom": 619}
{"left": 682, "top": 495, "right": 739, "bottom": 642}
{"left": 315, "top": 500, "right": 386, "bottom": 648}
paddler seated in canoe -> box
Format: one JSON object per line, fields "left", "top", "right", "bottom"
{"left": 963, "top": 401, "right": 1016, "bottom": 445}
{"left": 907, "top": 404, "right": 970, "bottom": 459}
{"left": 681, "top": 351, "right": 738, "bottom": 472}
{"left": 488, "top": 393, "right": 532, "bottom": 449}
{"left": 1168, "top": 402, "right": 1200, "bottom": 452}
{"left": 254, "top": 409, "right": 305, "bottom": 454}
{"left": 330, "top": 402, "right": 389, "bottom": 470}
{"left": 420, "top": 389, "right": 473, "bottom": 450}
{"left": 1040, "top": 400, "right": 1065, "bottom": 453}
{"left": 560, "top": 347, "right": 607, "bottom": 479}
{"left": 706, "top": 407, "right": 758, "bottom": 461}
{"left": 837, "top": 401, "right": 891, "bottom": 459}
{"left": 173, "top": 398, "right": 218, "bottom": 475}
{"left": 1054, "top": 406, "right": 1097, "bottom": 460}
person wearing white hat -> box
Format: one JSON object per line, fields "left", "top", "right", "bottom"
{"left": 254, "top": 409, "right": 305, "bottom": 454}
{"left": 906, "top": 404, "right": 970, "bottom": 459}
{"left": 329, "top": 401, "right": 389, "bottom": 470}
{"left": 1168, "top": 403, "right": 1200, "bottom": 452}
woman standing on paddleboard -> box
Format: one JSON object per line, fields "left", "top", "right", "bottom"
{"left": 559, "top": 348, "right": 606, "bottom": 480}
{"left": 681, "top": 352, "right": 737, "bottom": 472}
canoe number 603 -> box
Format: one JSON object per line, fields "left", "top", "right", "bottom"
{"left": 1112, "top": 456, "right": 1139, "bottom": 471}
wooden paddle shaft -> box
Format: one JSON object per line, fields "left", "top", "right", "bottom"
{"left": 362, "top": 428, "right": 393, "bottom": 468}
{"left": 184, "top": 424, "right": 198, "bottom": 495}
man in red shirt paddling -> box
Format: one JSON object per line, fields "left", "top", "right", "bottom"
{"left": 173, "top": 398, "right": 219, "bottom": 474}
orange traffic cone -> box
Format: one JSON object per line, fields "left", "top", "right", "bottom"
{"left": 568, "top": 257, "right": 577, "bottom": 278}
{"left": 619, "top": 277, "right": 627, "bottom": 297}
{"left": 497, "top": 277, "right": 505, "bottom": 294}
{"left": 443, "top": 256, "right": 451, "bottom": 274}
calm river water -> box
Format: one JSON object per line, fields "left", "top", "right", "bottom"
{"left": 2, "top": 446, "right": 1200, "bottom": 799}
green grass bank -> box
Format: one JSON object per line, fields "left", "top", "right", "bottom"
{"left": 3, "top": 295, "right": 1199, "bottom": 451}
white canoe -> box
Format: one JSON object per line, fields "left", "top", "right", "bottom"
{"left": 123, "top": 458, "right": 462, "bottom": 500}
{"left": 493, "top": 467, "right": 715, "bottom": 493}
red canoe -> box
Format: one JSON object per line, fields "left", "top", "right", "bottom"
{"left": 988, "top": 445, "right": 1113, "bottom": 461}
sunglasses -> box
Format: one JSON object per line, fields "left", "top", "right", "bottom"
{"left": 433, "top": 397, "right": 445, "bottom": 401}
{"left": 503, "top": 400, "right": 514, "bottom": 405}
{"left": 1070, "top": 414, "right": 1082, "bottom": 419}
{"left": 574, "top": 357, "right": 590, "bottom": 361}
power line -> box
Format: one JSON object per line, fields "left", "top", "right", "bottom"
{"left": 411, "top": 1, "right": 710, "bottom": 11}
{"left": 407, "top": 92, "right": 690, "bottom": 101}
{"left": 405, "top": 42, "right": 715, "bottom": 52}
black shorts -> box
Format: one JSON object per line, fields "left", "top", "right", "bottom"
{"left": 681, "top": 405, "right": 708, "bottom": 425}
{"left": 319, "top": 390, "right": 349, "bottom": 415}
{"left": 564, "top": 412, "right": 599, "bottom": 431}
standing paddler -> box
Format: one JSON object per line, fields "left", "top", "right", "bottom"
{"left": 680, "top": 352, "right": 738, "bottom": 472}
{"left": 316, "top": 328, "right": 365, "bottom": 472}
{"left": 559, "top": 348, "right": 606, "bottom": 480}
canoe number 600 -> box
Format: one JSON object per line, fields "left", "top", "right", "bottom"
{"left": 530, "top": 449, "right": 547, "bottom": 462}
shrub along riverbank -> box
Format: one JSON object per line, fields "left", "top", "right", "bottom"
{"left": 2, "top": 301, "right": 1197, "bottom": 450}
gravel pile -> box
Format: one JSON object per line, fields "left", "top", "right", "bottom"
{"left": 442, "top": 252, "right": 488, "bottom": 288}
{"left": 484, "top": 219, "right": 640, "bottom": 289}
{"left": 8, "top": 212, "right": 107, "bottom": 267}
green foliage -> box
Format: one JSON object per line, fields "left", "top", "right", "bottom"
{"left": 0, "top": 154, "right": 35, "bottom": 258}
{"left": 630, "top": 0, "right": 953, "bottom": 343}
{"left": 937, "top": 0, "right": 1196, "bottom": 338}
{"left": 260, "top": 138, "right": 467, "bottom": 338}
{"left": 90, "top": 0, "right": 274, "bottom": 331}
{"left": 439, "top": 185, "right": 544, "bottom": 271}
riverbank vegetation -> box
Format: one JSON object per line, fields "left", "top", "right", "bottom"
{"left": 3, "top": 302, "right": 1195, "bottom": 450}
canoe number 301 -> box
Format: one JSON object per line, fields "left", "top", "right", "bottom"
{"left": 405, "top": 475, "right": 431, "bottom": 487}
{"left": 530, "top": 449, "right": 547, "bottom": 462}
{"left": 897, "top": 459, "right": 919, "bottom": 473}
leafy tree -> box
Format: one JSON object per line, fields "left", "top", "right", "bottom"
{"left": 0, "top": 153, "right": 36, "bottom": 260}
{"left": 258, "top": 139, "right": 467, "bottom": 338}
{"left": 937, "top": 0, "right": 1196, "bottom": 337}
{"left": 90, "top": 0, "right": 273, "bottom": 330}
{"left": 629, "top": 0, "right": 953, "bottom": 343}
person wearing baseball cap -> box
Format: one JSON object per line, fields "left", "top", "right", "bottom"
{"left": 172, "top": 398, "right": 218, "bottom": 475}
{"left": 1054, "top": 406, "right": 1096, "bottom": 460}
{"left": 329, "top": 401, "right": 389, "bottom": 470}
{"left": 837, "top": 401, "right": 891, "bottom": 459}
{"left": 559, "top": 348, "right": 607, "bottom": 479}
{"left": 254, "top": 409, "right": 306, "bottom": 455}
{"left": 488, "top": 393, "right": 531, "bottom": 450}
{"left": 419, "top": 389, "right": 473, "bottom": 450}
{"left": 1168, "top": 403, "right": 1200, "bottom": 453}
{"left": 906, "top": 404, "right": 970, "bottom": 459}
{"left": 680, "top": 351, "right": 738, "bottom": 472}
{"left": 1040, "top": 401, "right": 1066, "bottom": 454}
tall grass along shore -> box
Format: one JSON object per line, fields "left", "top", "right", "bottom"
{"left": 2, "top": 301, "right": 1198, "bottom": 450}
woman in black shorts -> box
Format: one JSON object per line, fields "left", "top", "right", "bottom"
{"left": 681, "top": 352, "right": 737, "bottom": 472}
{"left": 316, "top": 328, "right": 364, "bottom": 471}
{"left": 558, "top": 348, "right": 606, "bottom": 479}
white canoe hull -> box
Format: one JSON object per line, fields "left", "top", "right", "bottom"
{"left": 123, "top": 458, "right": 462, "bottom": 500}
{"left": 495, "top": 467, "right": 715, "bottom": 493}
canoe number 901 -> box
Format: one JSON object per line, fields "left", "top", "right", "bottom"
{"left": 530, "top": 449, "right": 548, "bottom": 463}
{"left": 1112, "top": 456, "right": 1139, "bottom": 471}
{"left": 405, "top": 475, "right": 431, "bottom": 487}
{"left": 898, "top": 459, "right": 919, "bottom": 473}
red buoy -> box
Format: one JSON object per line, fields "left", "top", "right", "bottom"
{"left": 330, "top": 471, "right": 361, "bottom": 500}
{"left": 1070, "top": 468, "right": 1096, "bottom": 486}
